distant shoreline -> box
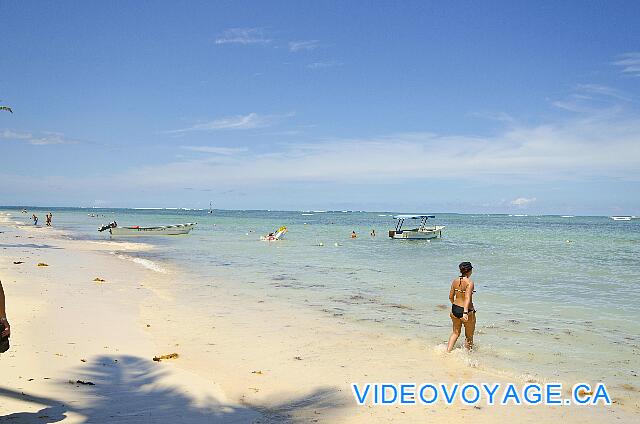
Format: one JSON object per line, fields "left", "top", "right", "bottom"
{"left": 0, "top": 205, "right": 618, "bottom": 218}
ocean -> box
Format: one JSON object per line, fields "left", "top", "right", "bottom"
{"left": 3, "top": 207, "right": 639, "bottom": 391}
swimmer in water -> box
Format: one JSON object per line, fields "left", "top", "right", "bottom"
{"left": 351, "top": 231, "right": 357, "bottom": 238}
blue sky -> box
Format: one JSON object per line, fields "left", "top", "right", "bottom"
{"left": 1, "top": 1, "right": 639, "bottom": 214}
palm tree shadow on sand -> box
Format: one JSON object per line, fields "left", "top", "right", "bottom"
{"left": 1, "top": 355, "right": 346, "bottom": 423}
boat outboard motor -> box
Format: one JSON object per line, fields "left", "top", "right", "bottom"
{"left": 98, "top": 221, "right": 118, "bottom": 232}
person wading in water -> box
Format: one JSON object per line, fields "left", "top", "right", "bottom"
{"left": 447, "top": 262, "right": 476, "bottom": 352}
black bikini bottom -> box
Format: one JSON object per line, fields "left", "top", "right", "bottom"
{"left": 451, "top": 304, "right": 464, "bottom": 318}
{"left": 451, "top": 305, "right": 476, "bottom": 319}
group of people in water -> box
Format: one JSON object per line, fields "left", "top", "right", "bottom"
{"left": 350, "top": 229, "right": 377, "bottom": 238}
{"left": 30, "top": 212, "right": 53, "bottom": 226}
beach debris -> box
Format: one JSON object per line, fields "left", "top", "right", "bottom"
{"left": 251, "top": 370, "right": 263, "bottom": 375}
{"left": 37, "top": 262, "right": 49, "bottom": 267}
{"left": 153, "top": 353, "right": 179, "bottom": 362}
{"left": 93, "top": 277, "right": 106, "bottom": 283}
{"left": 578, "top": 388, "right": 593, "bottom": 396}
{"left": 294, "top": 356, "right": 303, "bottom": 361}
{"left": 68, "top": 380, "right": 95, "bottom": 386}
{"left": 146, "top": 324, "right": 151, "bottom": 327}
{"left": 81, "top": 359, "right": 87, "bottom": 362}
{"left": 13, "top": 261, "right": 24, "bottom": 264}
{"left": 248, "top": 387, "right": 260, "bottom": 393}
{"left": 387, "top": 303, "right": 412, "bottom": 310}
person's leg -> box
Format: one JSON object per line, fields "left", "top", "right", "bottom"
{"left": 463, "top": 312, "right": 476, "bottom": 350}
{"left": 447, "top": 314, "right": 463, "bottom": 352}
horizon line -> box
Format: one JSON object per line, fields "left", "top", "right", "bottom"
{"left": 0, "top": 205, "right": 627, "bottom": 218}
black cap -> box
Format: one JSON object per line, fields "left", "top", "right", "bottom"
{"left": 459, "top": 262, "right": 473, "bottom": 272}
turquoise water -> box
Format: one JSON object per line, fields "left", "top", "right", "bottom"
{"left": 3, "top": 207, "right": 639, "bottom": 391}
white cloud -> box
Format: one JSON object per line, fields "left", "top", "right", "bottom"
{"left": 5, "top": 87, "right": 640, "bottom": 210}
{"left": 1, "top": 130, "right": 32, "bottom": 140}
{"left": 116, "top": 105, "right": 640, "bottom": 190}
{"left": 1, "top": 130, "right": 77, "bottom": 145}
{"left": 574, "top": 84, "right": 631, "bottom": 101}
{"left": 510, "top": 197, "right": 537, "bottom": 207}
{"left": 168, "top": 112, "right": 292, "bottom": 133}
{"left": 468, "top": 111, "right": 516, "bottom": 123}
{"left": 215, "top": 28, "right": 271, "bottom": 45}
{"left": 181, "top": 146, "right": 248, "bottom": 155}
{"left": 552, "top": 84, "right": 632, "bottom": 113}
{"left": 612, "top": 52, "right": 640, "bottom": 77}
{"left": 289, "top": 40, "right": 319, "bottom": 52}
{"left": 307, "top": 60, "right": 341, "bottom": 69}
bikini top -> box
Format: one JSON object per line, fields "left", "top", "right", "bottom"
{"left": 453, "top": 276, "right": 476, "bottom": 294}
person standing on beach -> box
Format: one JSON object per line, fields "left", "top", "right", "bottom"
{"left": 0, "top": 281, "right": 10, "bottom": 340}
{"left": 447, "top": 262, "right": 476, "bottom": 352}
{"left": 32, "top": 214, "right": 38, "bottom": 225}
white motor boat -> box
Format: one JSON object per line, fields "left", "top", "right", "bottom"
{"left": 107, "top": 223, "right": 197, "bottom": 236}
{"left": 610, "top": 216, "right": 632, "bottom": 221}
{"left": 388, "top": 215, "right": 444, "bottom": 240}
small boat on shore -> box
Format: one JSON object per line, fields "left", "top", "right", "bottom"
{"left": 104, "top": 223, "right": 197, "bottom": 236}
{"left": 388, "top": 215, "right": 444, "bottom": 240}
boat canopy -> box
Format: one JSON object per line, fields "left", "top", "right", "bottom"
{"left": 393, "top": 214, "right": 435, "bottom": 219}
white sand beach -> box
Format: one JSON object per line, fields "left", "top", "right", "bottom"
{"left": 1, "top": 213, "right": 637, "bottom": 423}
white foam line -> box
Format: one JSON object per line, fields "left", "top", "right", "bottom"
{"left": 116, "top": 254, "right": 168, "bottom": 274}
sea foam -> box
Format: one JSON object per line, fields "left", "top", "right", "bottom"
{"left": 116, "top": 254, "right": 168, "bottom": 274}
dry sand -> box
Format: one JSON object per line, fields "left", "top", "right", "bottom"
{"left": 1, "top": 213, "right": 637, "bottom": 423}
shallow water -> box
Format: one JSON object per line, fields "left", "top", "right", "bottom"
{"left": 4, "top": 207, "right": 639, "bottom": 391}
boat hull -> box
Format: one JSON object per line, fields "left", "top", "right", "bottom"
{"left": 389, "top": 226, "right": 445, "bottom": 240}
{"left": 611, "top": 216, "right": 632, "bottom": 221}
{"left": 109, "top": 223, "right": 196, "bottom": 236}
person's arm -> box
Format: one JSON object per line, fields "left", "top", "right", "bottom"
{"left": 0, "top": 281, "right": 9, "bottom": 338}
{"left": 448, "top": 281, "right": 455, "bottom": 303}
{"left": 462, "top": 279, "right": 475, "bottom": 320}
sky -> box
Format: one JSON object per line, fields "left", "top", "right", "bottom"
{"left": 1, "top": 0, "right": 639, "bottom": 214}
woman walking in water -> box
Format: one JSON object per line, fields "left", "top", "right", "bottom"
{"left": 447, "top": 262, "right": 476, "bottom": 352}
